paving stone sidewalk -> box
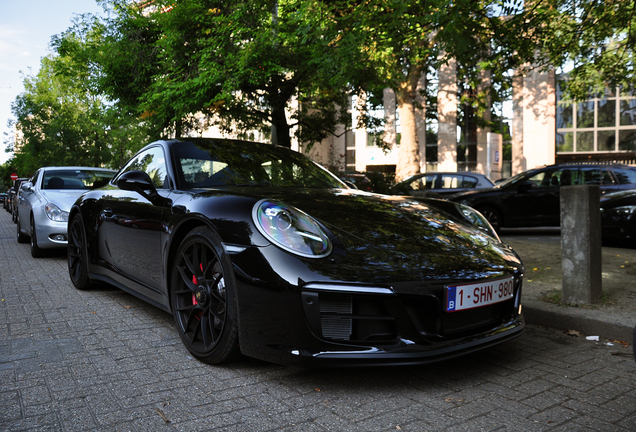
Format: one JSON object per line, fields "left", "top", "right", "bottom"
{"left": 1, "top": 210, "right": 635, "bottom": 431}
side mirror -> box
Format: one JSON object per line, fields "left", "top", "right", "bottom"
{"left": 117, "top": 170, "right": 156, "bottom": 193}
{"left": 116, "top": 170, "right": 171, "bottom": 206}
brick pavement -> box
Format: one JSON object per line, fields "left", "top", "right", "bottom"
{"left": 0, "top": 208, "right": 635, "bottom": 431}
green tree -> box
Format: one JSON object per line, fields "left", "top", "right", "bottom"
{"left": 73, "top": 0, "right": 373, "bottom": 149}
{"left": 12, "top": 57, "right": 94, "bottom": 174}
{"left": 330, "top": 0, "right": 509, "bottom": 181}
{"left": 52, "top": 12, "right": 154, "bottom": 168}
{"left": 11, "top": 44, "right": 149, "bottom": 175}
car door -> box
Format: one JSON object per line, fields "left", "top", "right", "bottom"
{"left": 97, "top": 146, "right": 171, "bottom": 296}
{"left": 503, "top": 168, "right": 563, "bottom": 227}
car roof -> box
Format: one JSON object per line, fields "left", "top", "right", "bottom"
{"left": 543, "top": 163, "right": 635, "bottom": 169}
{"left": 417, "top": 171, "right": 489, "bottom": 176}
{"left": 39, "top": 166, "right": 116, "bottom": 171}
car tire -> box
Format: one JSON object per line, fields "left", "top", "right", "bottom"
{"left": 477, "top": 206, "right": 502, "bottom": 233}
{"left": 16, "top": 215, "right": 28, "bottom": 243}
{"left": 170, "top": 227, "right": 241, "bottom": 364}
{"left": 30, "top": 216, "right": 46, "bottom": 258}
{"left": 67, "top": 213, "right": 93, "bottom": 290}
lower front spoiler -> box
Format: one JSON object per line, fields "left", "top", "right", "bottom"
{"left": 264, "top": 316, "right": 525, "bottom": 367}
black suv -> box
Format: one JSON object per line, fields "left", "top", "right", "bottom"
{"left": 449, "top": 163, "right": 636, "bottom": 231}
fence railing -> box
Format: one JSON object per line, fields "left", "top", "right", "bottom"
{"left": 555, "top": 152, "right": 636, "bottom": 165}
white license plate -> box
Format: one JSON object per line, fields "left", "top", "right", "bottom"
{"left": 446, "top": 277, "right": 515, "bottom": 312}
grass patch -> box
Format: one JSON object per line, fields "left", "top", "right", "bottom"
{"left": 540, "top": 289, "right": 562, "bottom": 305}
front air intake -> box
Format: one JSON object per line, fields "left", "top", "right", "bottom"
{"left": 301, "top": 290, "right": 397, "bottom": 343}
{"left": 319, "top": 294, "right": 353, "bottom": 340}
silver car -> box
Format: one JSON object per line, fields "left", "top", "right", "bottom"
{"left": 16, "top": 166, "right": 116, "bottom": 257}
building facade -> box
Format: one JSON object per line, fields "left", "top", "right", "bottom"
{"left": 303, "top": 66, "right": 636, "bottom": 182}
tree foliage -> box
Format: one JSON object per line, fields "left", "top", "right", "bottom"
{"left": 9, "top": 8, "right": 152, "bottom": 176}
{"left": 84, "top": 0, "right": 376, "bottom": 148}
{"left": 5, "top": 0, "right": 635, "bottom": 182}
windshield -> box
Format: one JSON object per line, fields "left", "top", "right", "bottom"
{"left": 42, "top": 169, "right": 115, "bottom": 190}
{"left": 173, "top": 139, "right": 349, "bottom": 189}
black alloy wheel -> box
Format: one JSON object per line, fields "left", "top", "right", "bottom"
{"left": 30, "top": 216, "right": 45, "bottom": 258}
{"left": 171, "top": 227, "right": 240, "bottom": 364}
{"left": 16, "top": 215, "right": 28, "bottom": 243}
{"left": 477, "top": 206, "right": 502, "bottom": 233}
{"left": 67, "top": 214, "right": 92, "bottom": 290}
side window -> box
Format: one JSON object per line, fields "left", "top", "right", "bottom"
{"left": 600, "top": 168, "right": 614, "bottom": 185}
{"left": 580, "top": 168, "right": 606, "bottom": 185}
{"left": 460, "top": 176, "right": 478, "bottom": 188}
{"left": 611, "top": 168, "right": 636, "bottom": 185}
{"left": 30, "top": 170, "right": 40, "bottom": 188}
{"left": 527, "top": 170, "right": 552, "bottom": 187}
{"left": 407, "top": 177, "right": 424, "bottom": 190}
{"left": 543, "top": 168, "right": 574, "bottom": 187}
{"left": 408, "top": 175, "right": 435, "bottom": 190}
{"left": 116, "top": 146, "right": 169, "bottom": 189}
{"left": 440, "top": 175, "right": 460, "bottom": 189}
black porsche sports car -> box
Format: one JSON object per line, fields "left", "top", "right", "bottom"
{"left": 68, "top": 138, "right": 525, "bottom": 366}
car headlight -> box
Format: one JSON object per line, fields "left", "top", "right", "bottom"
{"left": 455, "top": 203, "right": 500, "bottom": 240}
{"left": 252, "top": 199, "right": 332, "bottom": 258}
{"left": 45, "top": 203, "right": 69, "bottom": 222}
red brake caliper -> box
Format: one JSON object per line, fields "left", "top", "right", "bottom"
{"left": 192, "top": 263, "right": 204, "bottom": 305}
{"left": 192, "top": 274, "right": 198, "bottom": 305}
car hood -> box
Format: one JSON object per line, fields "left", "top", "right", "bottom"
{"left": 190, "top": 187, "right": 523, "bottom": 283}
{"left": 279, "top": 190, "right": 493, "bottom": 250}
{"left": 240, "top": 188, "right": 521, "bottom": 282}
{"left": 601, "top": 189, "right": 636, "bottom": 209}
{"left": 244, "top": 187, "right": 509, "bottom": 246}
{"left": 39, "top": 190, "right": 87, "bottom": 212}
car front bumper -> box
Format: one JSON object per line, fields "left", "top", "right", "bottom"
{"left": 34, "top": 216, "right": 69, "bottom": 249}
{"left": 230, "top": 245, "right": 525, "bottom": 367}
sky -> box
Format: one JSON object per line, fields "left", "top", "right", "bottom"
{"left": 0, "top": 0, "right": 104, "bottom": 165}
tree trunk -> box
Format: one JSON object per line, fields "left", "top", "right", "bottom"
{"left": 271, "top": 103, "right": 291, "bottom": 148}
{"left": 394, "top": 69, "right": 423, "bottom": 182}
{"left": 175, "top": 118, "right": 182, "bottom": 138}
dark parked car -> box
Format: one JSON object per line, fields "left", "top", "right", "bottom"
{"left": 9, "top": 178, "right": 28, "bottom": 223}
{"left": 600, "top": 189, "right": 636, "bottom": 245}
{"left": 390, "top": 172, "right": 494, "bottom": 197}
{"left": 338, "top": 173, "right": 373, "bottom": 191}
{"left": 68, "top": 138, "right": 524, "bottom": 366}
{"left": 449, "top": 164, "right": 636, "bottom": 232}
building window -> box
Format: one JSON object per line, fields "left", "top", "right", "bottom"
{"left": 556, "top": 83, "right": 636, "bottom": 153}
